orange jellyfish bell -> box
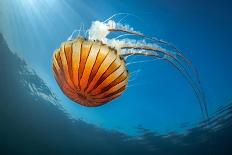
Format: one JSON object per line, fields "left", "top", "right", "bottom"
{"left": 52, "top": 37, "right": 129, "bottom": 107}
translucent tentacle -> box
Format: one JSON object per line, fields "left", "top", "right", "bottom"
{"left": 109, "top": 27, "right": 208, "bottom": 118}
{"left": 104, "top": 13, "right": 131, "bottom": 23}
{"left": 110, "top": 28, "right": 202, "bottom": 86}
{"left": 109, "top": 28, "right": 145, "bottom": 38}
{"left": 120, "top": 47, "right": 208, "bottom": 119}
{"left": 108, "top": 28, "right": 197, "bottom": 77}
{"left": 114, "top": 34, "right": 134, "bottom": 40}
{"left": 67, "top": 24, "right": 84, "bottom": 41}
{"left": 128, "top": 69, "right": 141, "bottom": 82}
{"left": 67, "top": 29, "right": 78, "bottom": 41}
{"left": 118, "top": 14, "right": 130, "bottom": 23}
{"left": 126, "top": 59, "right": 160, "bottom": 66}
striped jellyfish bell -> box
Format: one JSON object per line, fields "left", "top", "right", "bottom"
{"left": 52, "top": 37, "right": 129, "bottom": 107}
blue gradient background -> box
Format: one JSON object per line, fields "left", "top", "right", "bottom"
{"left": 0, "top": 0, "right": 232, "bottom": 134}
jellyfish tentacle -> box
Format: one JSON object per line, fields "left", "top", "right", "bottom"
{"left": 128, "top": 69, "right": 141, "bottom": 82}
{"left": 126, "top": 59, "right": 160, "bottom": 66}
{"left": 137, "top": 49, "right": 207, "bottom": 119}
{"left": 120, "top": 47, "right": 208, "bottom": 119}
{"left": 165, "top": 56, "right": 208, "bottom": 119}
{"left": 132, "top": 51, "right": 206, "bottom": 119}
{"left": 109, "top": 28, "right": 145, "bottom": 38}
{"left": 118, "top": 14, "right": 130, "bottom": 23}
{"left": 104, "top": 13, "right": 142, "bottom": 24}
{"left": 108, "top": 28, "right": 199, "bottom": 83}
{"left": 121, "top": 45, "right": 202, "bottom": 93}
{"left": 67, "top": 30, "right": 78, "bottom": 41}
{"left": 104, "top": 13, "right": 131, "bottom": 23}
{"left": 130, "top": 69, "right": 141, "bottom": 75}
{"left": 114, "top": 34, "right": 134, "bottom": 40}
{"left": 109, "top": 28, "right": 193, "bottom": 66}
{"left": 67, "top": 24, "right": 85, "bottom": 41}
{"left": 150, "top": 37, "right": 203, "bottom": 86}
{"left": 90, "top": 20, "right": 192, "bottom": 79}
{"left": 80, "top": 22, "right": 86, "bottom": 38}
{"left": 109, "top": 27, "right": 197, "bottom": 77}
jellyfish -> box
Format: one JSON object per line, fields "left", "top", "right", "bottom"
{"left": 52, "top": 14, "right": 208, "bottom": 119}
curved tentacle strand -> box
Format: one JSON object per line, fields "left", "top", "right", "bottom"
{"left": 120, "top": 46, "right": 208, "bottom": 119}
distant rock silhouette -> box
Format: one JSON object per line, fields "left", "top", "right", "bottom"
{"left": 0, "top": 33, "right": 232, "bottom": 155}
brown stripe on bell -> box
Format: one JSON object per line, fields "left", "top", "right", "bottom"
{"left": 52, "top": 37, "right": 129, "bottom": 107}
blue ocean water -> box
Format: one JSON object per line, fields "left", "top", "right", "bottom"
{"left": 0, "top": 0, "right": 232, "bottom": 154}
